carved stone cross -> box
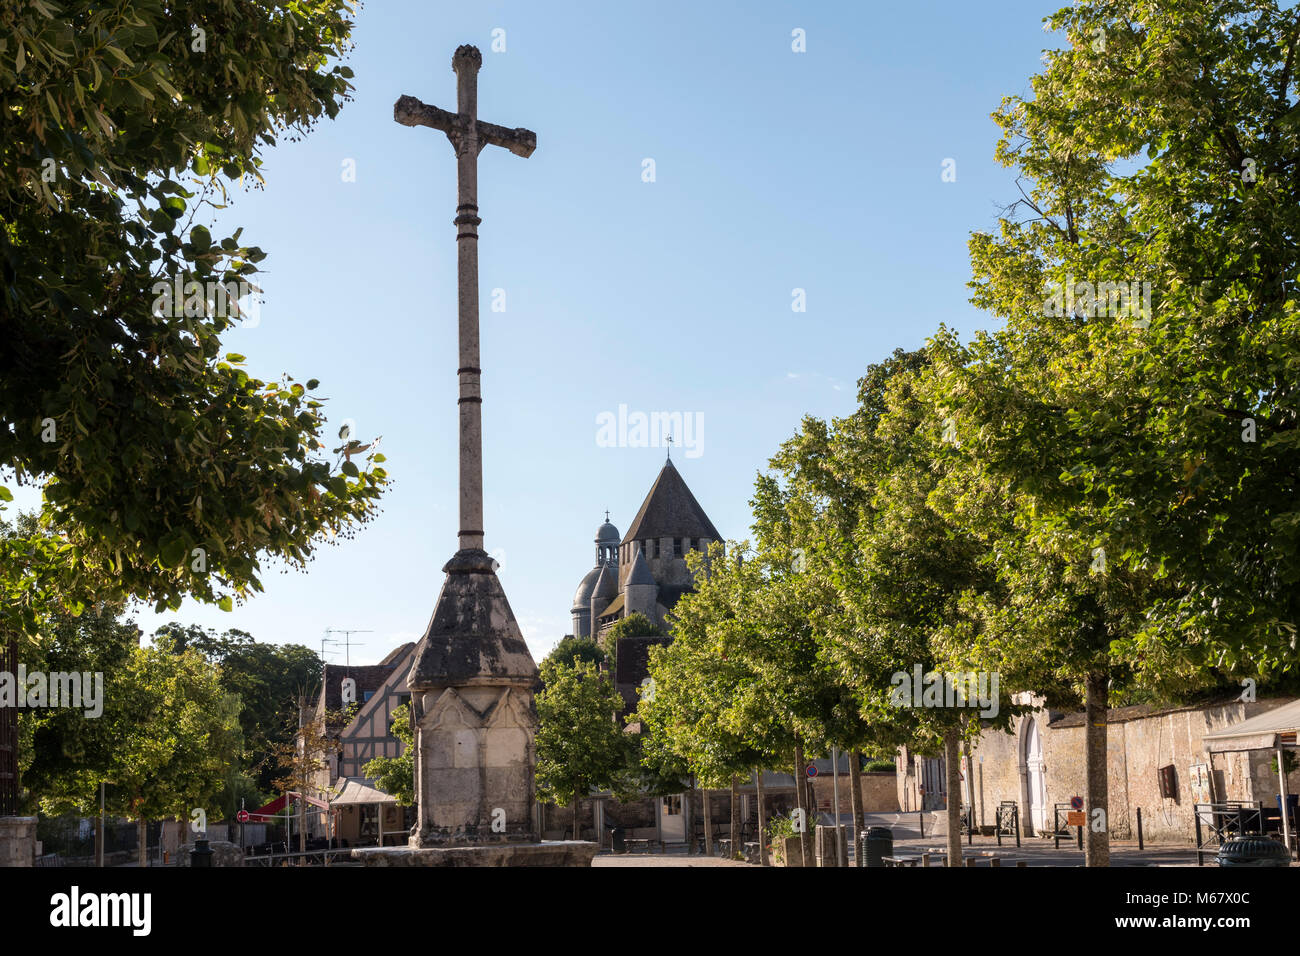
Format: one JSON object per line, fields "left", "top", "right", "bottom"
{"left": 394, "top": 45, "right": 536, "bottom": 554}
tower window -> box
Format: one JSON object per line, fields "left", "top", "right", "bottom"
{"left": 649, "top": 539, "right": 657, "bottom": 559}
{"left": 674, "top": 538, "right": 683, "bottom": 557}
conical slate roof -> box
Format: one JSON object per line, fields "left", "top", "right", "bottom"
{"left": 625, "top": 546, "right": 655, "bottom": 586}
{"left": 622, "top": 459, "right": 720, "bottom": 544}
{"left": 590, "top": 561, "right": 619, "bottom": 601}
{"left": 407, "top": 550, "right": 538, "bottom": 689}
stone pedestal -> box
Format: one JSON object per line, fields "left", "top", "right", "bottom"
{"left": 0, "top": 816, "right": 37, "bottom": 867}
{"left": 406, "top": 549, "right": 540, "bottom": 847}
{"left": 353, "top": 841, "right": 596, "bottom": 867}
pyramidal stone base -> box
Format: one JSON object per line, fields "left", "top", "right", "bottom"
{"left": 361, "top": 548, "right": 597, "bottom": 864}
{"left": 352, "top": 841, "right": 597, "bottom": 867}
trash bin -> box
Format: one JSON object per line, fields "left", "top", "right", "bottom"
{"left": 610, "top": 826, "right": 626, "bottom": 854}
{"left": 862, "top": 826, "right": 893, "bottom": 868}
{"left": 1216, "top": 836, "right": 1290, "bottom": 867}
{"left": 191, "top": 838, "right": 214, "bottom": 868}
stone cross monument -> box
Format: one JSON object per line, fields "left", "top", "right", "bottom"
{"left": 393, "top": 46, "right": 540, "bottom": 849}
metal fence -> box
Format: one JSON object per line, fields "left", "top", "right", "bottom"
{"left": 36, "top": 817, "right": 161, "bottom": 863}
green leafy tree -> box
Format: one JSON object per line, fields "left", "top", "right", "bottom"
{"left": 542, "top": 635, "right": 605, "bottom": 681}
{"left": 152, "top": 622, "right": 321, "bottom": 797}
{"left": 938, "top": 0, "right": 1300, "bottom": 862}
{"left": 0, "top": 0, "right": 383, "bottom": 627}
{"left": 97, "top": 645, "right": 242, "bottom": 865}
{"left": 758, "top": 348, "right": 1016, "bottom": 864}
{"left": 362, "top": 702, "right": 415, "bottom": 807}
{"left": 535, "top": 657, "right": 632, "bottom": 840}
{"left": 0, "top": 0, "right": 383, "bottom": 819}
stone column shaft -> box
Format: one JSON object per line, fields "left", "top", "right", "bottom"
{"left": 454, "top": 51, "right": 484, "bottom": 553}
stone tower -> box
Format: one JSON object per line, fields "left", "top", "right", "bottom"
{"left": 623, "top": 545, "right": 657, "bottom": 620}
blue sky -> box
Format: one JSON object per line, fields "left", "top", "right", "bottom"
{"left": 23, "top": 0, "right": 1068, "bottom": 664}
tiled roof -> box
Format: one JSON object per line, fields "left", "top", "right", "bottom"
{"left": 622, "top": 460, "right": 720, "bottom": 544}
{"left": 1047, "top": 697, "right": 1242, "bottom": 728}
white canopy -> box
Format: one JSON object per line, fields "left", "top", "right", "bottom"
{"left": 1203, "top": 698, "right": 1299, "bottom": 854}
{"left": 1202, "top": 698, "right": 1300, "bottom": 754}
{"left": 332, "top": 777, "right": 397, "bottom": 806}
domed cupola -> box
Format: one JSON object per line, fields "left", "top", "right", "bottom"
{"left": 595, "top": 511, "right": 620, "bottom": 566}
{"left": 570, "top": 514, "right": 620, "bottom": 639}
{"left": 572, "top": 567, "right": 601, "bottom": 613}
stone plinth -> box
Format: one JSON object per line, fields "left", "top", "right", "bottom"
{"left": 0, "top": 816, "right": 37, "bottom": 867}
{"left": 407, "top": 548, "right": 541, "bottom": 847}
{"left": 353, "top": 841, "right": 597, "bottom": 867}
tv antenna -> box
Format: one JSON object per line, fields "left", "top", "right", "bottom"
{"left": 324, "top": 627, "right": 372, "bottom": 673}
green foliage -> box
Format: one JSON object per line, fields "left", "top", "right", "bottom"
{"left": 536, "top": 658, "right": 633, "bottom": 807}
{"left": 151, "top": 622, "right": 321, "bottom": 795}
{"left": 603, "top": 612, "right": 662, "bottom": 640}
{"left": 0, "top": 0, "right": 384, "bottom": 639}
{"left": 542, "top": 635, "right": 605, "bottom": 679}
{"left": 949, "top": 0, "right": 1300, "bottom": 691}
{"left": 362, "top": 702, "right": 415, "bottom": 807}
{"left": 34, "top": 641, "right": 242, "bottom": 823}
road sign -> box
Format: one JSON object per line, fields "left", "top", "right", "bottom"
{"left": 1066, "top": 811, "right": 1086, "bottom": 826}
{"left": 805, "top": 765, "right": 818, "bottom": 778}
{"left": 236, "top": 810, "right": 250, "bottom": 823}
{"left": 1070, "top": 795, "right": 1083, "bottom": 811}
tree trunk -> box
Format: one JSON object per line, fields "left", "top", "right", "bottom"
{"left": 755, "top": 769, "right": 769, "bottom": 866}
{"left": 702, "top": 788, "right": 713, "bottom": 856}
{"left": 729, "top": 773, "right": 740, "bottom": 859}
{"left": 685, "top": 781, "right": 695, "bottom": 855}
{"left": 793, "top": 738, "right": 812, "bottom": 867}
{"left": 1084, "top": 670, "right": 1110, "bottom": 867}
{"left": 299, "top": 791, "right": 307, "bottom": 853}
{"left": 573, "top": 792, "right": 581, "bottom": 842}
{"left": 848, "top": 748, "right": 864, "bottom": 858}
{"left": 137, "top": 817, "right": 147, "bottom": 867}
{"left": 943, "top": 729, "right": 962, "bottom": 867}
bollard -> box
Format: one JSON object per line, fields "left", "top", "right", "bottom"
{"left": 191, "top": 838, "right": 213, "bottom": 868}
{"left": 1136, "top": 807, "right": 1144, "bottom": 850}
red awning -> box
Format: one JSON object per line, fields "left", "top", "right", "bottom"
{"left": 248, "top": 791, "right": 333, "bottom": 817}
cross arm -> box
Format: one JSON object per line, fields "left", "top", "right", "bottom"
{"left": 477, "top": 121, "right": 536, "bottom": 158}
{"left": 393, "top": 94, "right": 536, "bottom": 158}
{"left": 394, "top": 94, "right": 457, "bottom": 135}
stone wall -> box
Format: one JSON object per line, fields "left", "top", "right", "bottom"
{"left": 805, "top": 770, "right": 899, "bottom": 814}
{"left": 903, "top": 697, "right": 1300, "bottom": 845}
{"left": 0, "top": 816, "right": 37, "bottom": 867}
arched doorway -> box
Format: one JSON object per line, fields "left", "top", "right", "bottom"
{"left": 1020, "top": 717, "right": 1047, "bottom": 835}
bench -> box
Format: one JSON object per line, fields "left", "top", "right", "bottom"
{"left": 881, "top": 855, "right": 924, "bottom": 867}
